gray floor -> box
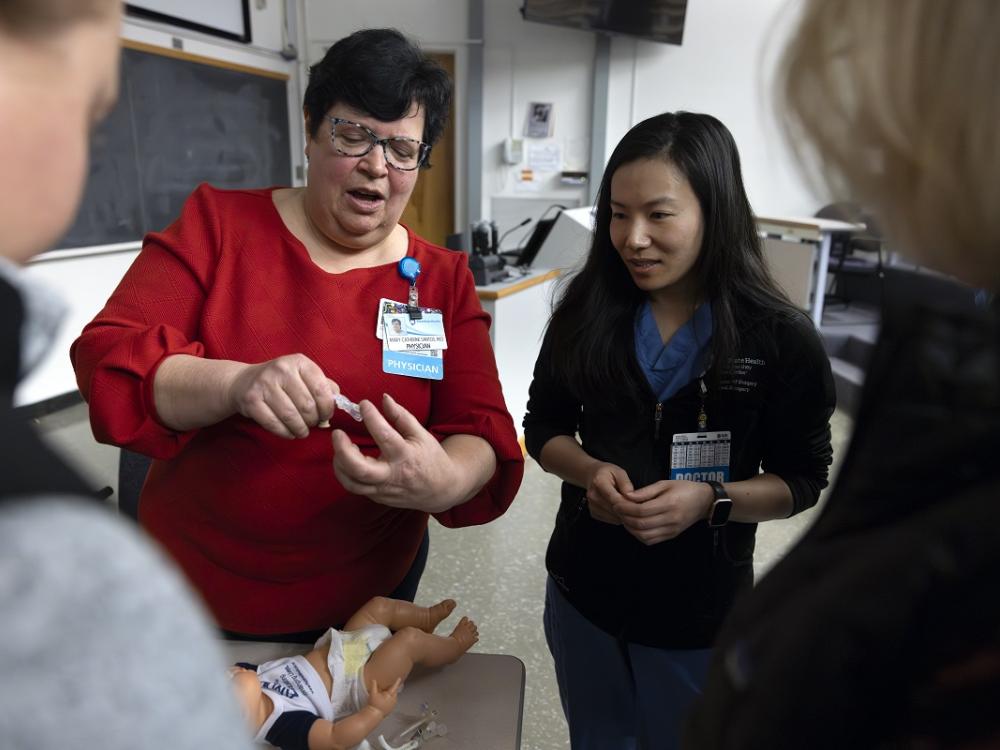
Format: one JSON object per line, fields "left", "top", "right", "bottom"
{"left": 37, "top": 405, "right": 854, "bottom": 750}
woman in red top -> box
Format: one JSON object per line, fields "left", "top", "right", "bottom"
{"left": 71, "top": 28, "right": 524, "bottom": 639}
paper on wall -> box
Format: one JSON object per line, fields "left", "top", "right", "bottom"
{"left": 526, "top": 142, "right": 562, "bottom": 173}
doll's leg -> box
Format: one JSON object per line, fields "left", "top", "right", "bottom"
{"left": 362, "top": 617, "right": 479, "bottom": 689}
{"left": 344, "top": 595, "right": 456, "bottom": 634}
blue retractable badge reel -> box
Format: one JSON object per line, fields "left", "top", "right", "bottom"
{"left": 398, "top": 257, "right": 422, "bottom": 320}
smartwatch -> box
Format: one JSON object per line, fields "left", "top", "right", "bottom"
{"left": 705, "top": 480, "right": 732, "bottom": 528}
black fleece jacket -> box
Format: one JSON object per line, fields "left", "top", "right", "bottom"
{"left": 684, "top": 291, "right": 1000, "bottom": 749}
{"left": 524, "top": 308, "right": 836, "bottom": 649}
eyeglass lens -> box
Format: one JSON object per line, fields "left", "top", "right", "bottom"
{"left": 331, "top": 119, "right": 425, "bottom": 170}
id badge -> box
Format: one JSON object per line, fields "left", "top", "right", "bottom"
{"left": 375, "top": 298, "right": 444, "bottom": 380}
{"left": 382, "top": 312, "right": 448, "bottom": 352}
{"left": 669, "top": 430, "right": 731, "bottom": 482}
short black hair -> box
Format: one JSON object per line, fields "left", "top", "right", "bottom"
{"left": 303, "top": 28, "right": 452, "bottom": 166}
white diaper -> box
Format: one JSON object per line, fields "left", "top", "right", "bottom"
{"left": 315, "top": 624, "right": 392, "bottom": 719}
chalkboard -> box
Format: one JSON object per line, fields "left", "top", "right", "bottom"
{"left": 59, "top": 42, "right": 292, "bottom": 250}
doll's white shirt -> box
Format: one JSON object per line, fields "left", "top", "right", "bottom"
{"left": 254, "top": 655, "right": 333, "bottom": 742}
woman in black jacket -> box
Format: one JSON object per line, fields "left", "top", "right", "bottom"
{"left": 523, "top": 111, "right": 835, "bottom": 749}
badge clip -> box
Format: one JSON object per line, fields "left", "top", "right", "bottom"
{"left": 697, "top": 378, "right": 708, "bottom": 431}
{"left": 397, "top": 257, "right": 422, "bottom": 320}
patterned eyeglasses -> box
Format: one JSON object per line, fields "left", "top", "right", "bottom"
{"left": 328, "top": 117, "right": 429, "bottom": 171}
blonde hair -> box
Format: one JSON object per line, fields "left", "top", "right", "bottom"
{"left": 779, "top": 0, "right": 1000, "bottom": 285}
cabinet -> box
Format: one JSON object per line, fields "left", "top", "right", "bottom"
{"left": 477, "top": 269, "right": 561, "bottom": 445}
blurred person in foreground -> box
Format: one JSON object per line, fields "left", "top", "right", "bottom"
{"left": 685, "top": 1, "right": 1000, "bottom": 748}
{"left": 0, "top": 1, "right": 251, "bottom": 747}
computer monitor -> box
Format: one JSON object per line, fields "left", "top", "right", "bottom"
{"left": 532, "top": 206, "right": 595, "bottom": 270}
{"left": 515, "top": 217, "right": 557, "bottom": 268}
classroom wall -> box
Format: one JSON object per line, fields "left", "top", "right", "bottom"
{"left": 248, "top": 0, "right": 287, "bottom": 53}
{"left": 601, "top": 0, "right": 821, "bottom": 217}
{"left": 302, "top": 0, "right": 469, "bottom": 57}
{"left": 480, "top": 3, "right": 593, "bottom": 225}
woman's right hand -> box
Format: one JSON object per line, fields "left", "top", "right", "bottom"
{"left": 584, "top": 462, "right": 634, "bottom": 525}
{"left": 226, "top": 354, "right": 339, "bottom": 439}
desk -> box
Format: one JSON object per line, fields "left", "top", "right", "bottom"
{"left": 757, "top": 215, "right": 866, "bottom": 326}
{"left": 477, "top": 268, "right": 561, "bottom": 445}
{"left": 224, "top": 642, "right": 525, "bottom": 749}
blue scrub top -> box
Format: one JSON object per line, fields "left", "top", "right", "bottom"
{"left": 634, "top": 301, "right": 713, "bottom": 402}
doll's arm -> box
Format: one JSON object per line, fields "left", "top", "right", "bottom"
{"left": 228, "top": 667, "right": 272, "bottom": 734}
{"left": 306, "top": 678, "right": 401, "bottom": 750}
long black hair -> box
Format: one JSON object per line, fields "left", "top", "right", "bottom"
{"left": 303, "top": 28, "right": 452, "bottom": 161}
{"left": 546, "top": 111, "right": 797, "bottom": 402}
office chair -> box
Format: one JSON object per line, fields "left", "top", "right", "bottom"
{"left": 117, "top": 448, "right": 152, "bottom": 521}
{"left": 815, "top": 202, "right": 884, "bottom": 308}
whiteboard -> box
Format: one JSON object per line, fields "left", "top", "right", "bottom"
{"left": 127, "top": 1, "right": 250, "bottom": 42}
{"left": 16, "top": 248, "right": 140, "bottom": 408}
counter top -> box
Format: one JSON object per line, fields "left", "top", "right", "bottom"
{"left": 756, "top": 215, "right": 866, "bottom": 241}
{"left": 476, "top": 268, "right": 561, "bottom": 301}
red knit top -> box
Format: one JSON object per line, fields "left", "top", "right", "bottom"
{"left": 71, "top": 185, "right": 524, "bottom": 634}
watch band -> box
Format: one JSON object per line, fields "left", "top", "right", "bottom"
{"left": 706, "top": 480, "right": 729, "bottom": 502}
{"left": 705, "top": 480, "right": 732, "bottom": 528}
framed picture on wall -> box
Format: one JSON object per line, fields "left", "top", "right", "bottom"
{"left": 524, "top": 102, "right": 554, "bottom": 138}
{"left": 126, "top": 0, "right": 252, "bottom": 44}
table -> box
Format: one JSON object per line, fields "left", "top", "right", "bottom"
{"left": 756, "top": 215, "right": 866, "bottom": 326}
{"left": 224, "top": 641, "right": 525, "bottom": 749}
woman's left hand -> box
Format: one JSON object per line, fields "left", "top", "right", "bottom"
{"left": 332, "top": 393, "right": 489, "bottom": 513}
{"left": 612, "top": 480, "right": 715, "bottom": 546}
